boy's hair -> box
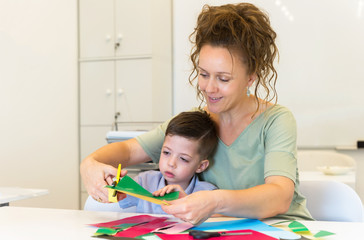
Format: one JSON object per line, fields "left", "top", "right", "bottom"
{"left": 165, "top": 111, "right": 218, "bottom": 160}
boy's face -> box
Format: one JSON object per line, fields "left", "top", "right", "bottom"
{"left": 159, "top": 134, "right": 208, "bottom": 190}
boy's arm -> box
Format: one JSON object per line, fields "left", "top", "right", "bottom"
{"left": 153, "top": 185, "right": 187, "bottom": 199}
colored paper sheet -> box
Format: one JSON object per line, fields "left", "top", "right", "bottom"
{"left": 94, "top": 227, "right": 118, "bottom": 236}
{"left": 105, "top": 175, "right": 179, "bottom": 205}
{"left": 153, "top": 222, "right": 194, "bottom": 234}
{"left": 288, "top": 221, "right": 310, "bottom": 234}
{"left": 115, "top": 219, "right": 175, "bottom": 238}
{"left": 156, "top": 229, "right": 277, "bottom": 240}
{"left": 287, "top": 221, "right": 335, "bottom": 238}
{"left": 94, "top": 223, "right": 139, "bottom": 236}
{"left": 92, "top": 236, "right": 137, "bottom": 240}
{"left": 271, "top": 220, "right": 335, "bottom": 239}
{"left": 192, "top": 219, "right": 300, "bottom": 240}
{"left": 192, "top": 219, "right": 279, "bottom": 232}
{"left": 89, "top": 215, "right": 168, "bottom": 228}
{"left": 314, "top": 230, "right": 335, "bottom": 238}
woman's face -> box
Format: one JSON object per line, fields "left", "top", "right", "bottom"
{"left": 198, "top": 44, "right": 253, "bottom": 114}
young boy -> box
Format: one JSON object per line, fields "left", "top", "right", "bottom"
{"left": 117, "top": 110, "right": 218, "bottom": 214}
{"left": 83, "top": 111, "right": 218, "bottom": 213}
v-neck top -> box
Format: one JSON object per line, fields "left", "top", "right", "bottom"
{"left": 136, "top": 105, "right": 313, "bottom": 220}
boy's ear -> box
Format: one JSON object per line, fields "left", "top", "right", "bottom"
{"left": 195, "top": 159, "right": 209, "bottom": 173}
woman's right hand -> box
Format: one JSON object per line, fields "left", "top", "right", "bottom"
{"left": 162, "top": 190, "right": 217, "bottom": 225}
{"left": 80, "top": 157, "right": 127, "bottom": 203}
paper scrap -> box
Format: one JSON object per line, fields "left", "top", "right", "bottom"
{"left": 114, "top": 219, "right": 174, "bottom": 238}
{"left": 153, "top": 222, "right": 194, "bottom": 234}
{"left": 314, "top": 230, "right": 335, "bottom": 238}
{"left": 89, "top": 214, "right": 167, "bottom": 228}
{"left": 272, "top": 220, "right": 335, "bottom": 239}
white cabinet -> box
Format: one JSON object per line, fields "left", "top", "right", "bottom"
{"left": 78, "top": 0, "right": 172, "bottom": 208}
{"left": 114, "top": 0, "right": 152, "bottom": 57}
{"left": 79, "top": 0, "right": 172, "bottom": 126}
{"left": 80, "top": 61, "right": 114, "bottom": 125}
{"left": 79, "top": 0, "right": 114, "bottom": 58}
{"left": 115, "top": 58, "right": 154, "bottom": 122}
{"left": 79, "top": 0, "right": 152, "bottom": 59}
{"left": 80, "top": 58, "right": 156, "bottom": 125}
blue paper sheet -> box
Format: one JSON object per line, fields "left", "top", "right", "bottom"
{"left": 192, "top": 219, "right": 300, "bottom": 240}
{"left": 192, "top": 219, "right": 278, "bottom": 231}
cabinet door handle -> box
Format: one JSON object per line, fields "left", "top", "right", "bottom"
{"left": 115, "top": 34, "right": 123, "bottom": 50}
{"left": 106, "top": 89, "right": 112, "bottom": 96}
{"left": 117, "top": 89, "right": 124, "bottom": 96}
{"left": 115, "top": 42, "right": 120, "bottom": 50}
{"left": 116, "top": 33, "right": 123, "bottom": 42}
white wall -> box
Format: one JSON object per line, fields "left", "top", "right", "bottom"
{"left": 0, "top": 0, "right": 79, "bottom": 209}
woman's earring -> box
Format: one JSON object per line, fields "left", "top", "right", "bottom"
{"left": 246, "top": 87, "right": 251, "bottom": 97}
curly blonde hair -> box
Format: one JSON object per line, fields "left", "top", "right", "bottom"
{"left": 189, "top": 3, "right": 279, "bottom": 112}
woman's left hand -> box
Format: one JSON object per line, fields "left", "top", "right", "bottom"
{"left": 161, "top": 190, "right": 216, "bottom": 225}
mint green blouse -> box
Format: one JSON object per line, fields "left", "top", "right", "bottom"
{"left": 136, "top": 105, "right": 313, "bottom": 220}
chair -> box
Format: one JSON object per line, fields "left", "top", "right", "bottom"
{"left": 299, "top": 180, "right": 364, "bottom": 222}
{"left": 83, "top": 195, "right": 136, "bottom": 212}
{"left": 297, "top": 150, "right": 356, "bottom": 171}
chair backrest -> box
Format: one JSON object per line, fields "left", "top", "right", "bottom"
{"left": 300, "top": 180, "right": 364, "bottom": 222}
{"left": 297, "top": 150, "right": 356, "bottom": 171}
{"left": 84, "top": 195, "right": 136, "bottom": 213}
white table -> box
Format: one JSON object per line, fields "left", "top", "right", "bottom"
{"left": 0, "top": 187, "right": 49, "bottom": 206}
{"left": 0, "top": 207, "right": 363, "bottom": 240}
{"left": 299, "top": 171, "right": 356, "bottom": 189}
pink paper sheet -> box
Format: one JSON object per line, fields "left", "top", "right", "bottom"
{"left": 89, "top": 215, "right": 168, "bottom": 228}
{"left": 153, "top": 222, "right": 194, "bottom": 234}
{"left": 115, "top": 219, "right": 175, "bottom": 238}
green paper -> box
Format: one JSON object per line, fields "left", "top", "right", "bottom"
{"left": 314, "top": 230, "right": 335, "bottom": 238}
{"left": 288, "top": 221, "right": 310, "bottom": 233}
{"left": 114, "top": 223, "right": 139, "bottom": 229}
{"left": 94, "top": 223, "right": 140, "bottom": 236}
{"left": 105, "top": 175, "right": 179, "bottom": 202}
{"left": 272, "top": 220, "right": 335, "bottom": 239}
{"left": 95, "top": 228, "right": 117, "bottom": 236}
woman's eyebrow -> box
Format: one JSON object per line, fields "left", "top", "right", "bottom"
{"left": 198, "top": 66, "right": 231, "bottom": 75}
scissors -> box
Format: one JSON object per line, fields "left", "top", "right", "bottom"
{"left": 110, "top": 164, "right": 122, "bottom": 199}
{"left": 189, "top": 230, "right": 252, "bottom": 239}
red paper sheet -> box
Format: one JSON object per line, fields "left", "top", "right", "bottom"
{"left": 89, "top": 215, "right": 168, "bottom": 228}
{"left": 115, "top": 219, "right": 176, "bottom": 238}
{"left": 156, "top": 229, "right": 278, "bottom": 240}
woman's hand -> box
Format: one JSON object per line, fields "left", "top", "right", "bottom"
{"left": 161, "top": 190, "right": 217, "bottom": 225}
{"left": 153, "top": 185, "right": 187, "bottom": 199}
{"left": 80, "top": 157, "right": 127, "bottom": 203}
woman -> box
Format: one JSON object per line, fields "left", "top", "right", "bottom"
{"left": 80, "top": 3, "right": 312, "bottom": 225}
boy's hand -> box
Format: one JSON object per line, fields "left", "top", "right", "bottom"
{"left": 153, "top": 185, "right": 187, "bottom": 198}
